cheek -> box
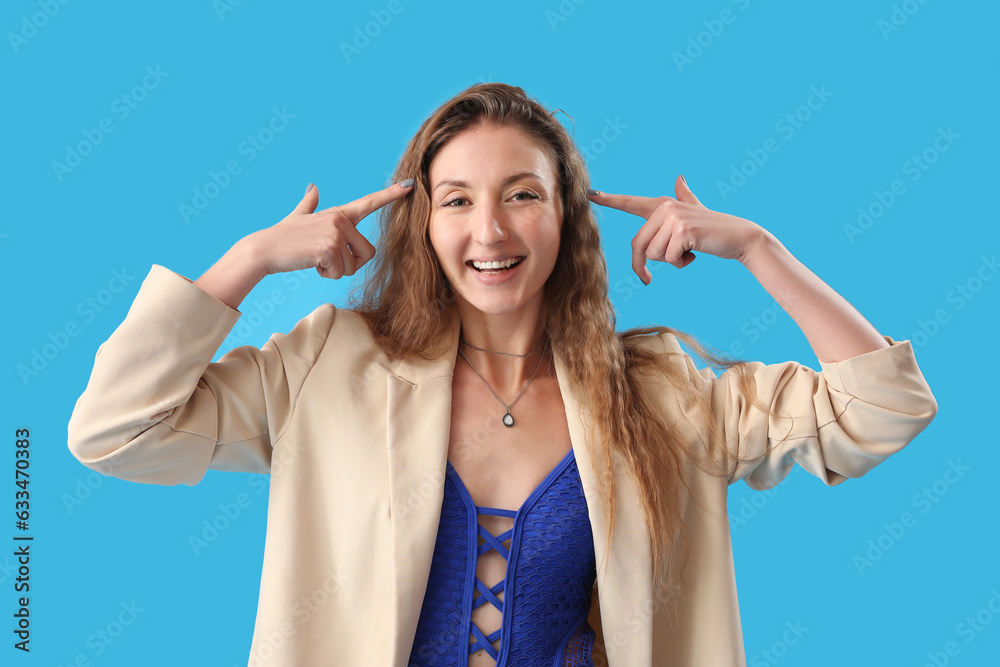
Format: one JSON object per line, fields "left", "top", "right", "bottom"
{"left": 522, "top": 204, "right": 553, "bottom": 225}
{"left": 426, "top": 217, "right": 445, "bottom": 254}
{"left": 526, "top": 206, "right": 562, "bottom": 249}
{"left": 427, "top": 221, "right": 459, "bottom": 269}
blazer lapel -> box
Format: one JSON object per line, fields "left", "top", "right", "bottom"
{"left": 386, "top": 311, "right": 461, "bottom": 667}
{"left": 552, "top": 349, "right": 652, "bottom": 666}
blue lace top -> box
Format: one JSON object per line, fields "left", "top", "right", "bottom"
{"left": 408, "top": 447, "right": 598, "bottom": 666}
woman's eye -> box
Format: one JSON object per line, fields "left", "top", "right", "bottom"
{"left": 442, "top": 191, "right": 538, "bottom": 207}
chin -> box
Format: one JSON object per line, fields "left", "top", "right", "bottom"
{"left": 454, "top": 289, "right": 539, "bottom": 317}
{"left": 467, "top": 298, "right": 529, "bottom": 316}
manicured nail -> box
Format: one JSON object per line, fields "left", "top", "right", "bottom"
{"left": 305, "top": 182, "right": 315, "bottom": 194}
{"left": 587, "top": 188, "right": 598, "bottom": 196}
{"left": 399, "top": 178, "right": 415, "bottom": 188}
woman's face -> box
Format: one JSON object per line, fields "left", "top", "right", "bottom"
{"left": 427, "top": 123, "right": 563, "bottom": 320}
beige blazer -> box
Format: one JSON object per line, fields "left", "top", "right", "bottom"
{"left": 67, "top": 264, "right": 938, "bottom": 666}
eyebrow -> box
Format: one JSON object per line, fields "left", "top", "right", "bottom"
{"left": 432, "top": 171, "right": 544, "bottom": 193}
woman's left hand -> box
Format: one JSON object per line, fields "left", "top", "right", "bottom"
{"left": 587, "top": 175, "right": 766, "bottom": 285}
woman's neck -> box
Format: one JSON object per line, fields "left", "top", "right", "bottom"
{"left": 455, "top": 306, "right": 551, "bottom": 390}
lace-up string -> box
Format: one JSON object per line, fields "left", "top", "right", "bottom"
{"left": 467, "top": 506, "right": 517, "bottom": 660}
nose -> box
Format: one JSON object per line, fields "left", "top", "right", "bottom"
{"left": 473, "top": 198, "right": 508, "bottom": 244}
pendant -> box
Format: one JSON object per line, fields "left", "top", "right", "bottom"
{"left": 502, "top": 412, "right": 515, "bottom": 428}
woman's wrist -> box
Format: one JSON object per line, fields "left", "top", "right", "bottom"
{"left": 193, "top": 236, "right": 268, "bottom": 311}
{"left": 738, "top": 225, "right": 781, "bottom": 270}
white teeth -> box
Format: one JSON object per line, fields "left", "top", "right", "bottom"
{"left": 471, "top": 257, "right": 520, "bottom": 270}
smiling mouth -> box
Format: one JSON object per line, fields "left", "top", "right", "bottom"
{"left": 468, "top": 256, "right": 525, "bottom": 272}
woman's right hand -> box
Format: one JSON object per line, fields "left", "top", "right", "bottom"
{"left": 251, "top": 180, "right": 414, "bottom": 280}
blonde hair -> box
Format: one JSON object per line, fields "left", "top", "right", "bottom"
{"left": 349, "top": 82, "right": 778, "bottom": 615}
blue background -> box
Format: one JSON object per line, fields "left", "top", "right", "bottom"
{"left": 3, "top": 0, "right": 997, "bottom": 665}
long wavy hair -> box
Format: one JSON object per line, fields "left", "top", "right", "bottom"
{"left": 349, "top": 82, "right": 780, "bottom": 615}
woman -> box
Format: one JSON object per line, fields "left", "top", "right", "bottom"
{"left": 67, "top": 83, "right": 938, "bottom": 666}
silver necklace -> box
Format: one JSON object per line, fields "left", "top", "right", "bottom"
{"left": 457, "top": 338, "right": 548, "bottom": 428}
{"left": 459, "top": 335, "right": 547, "bottom": 358}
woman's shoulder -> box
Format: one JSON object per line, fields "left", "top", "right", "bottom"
{"left": 292, "top": 303, "right": 381, "bottom": 346}
{"left": 621, "top": 326, "right": 687, "bottom": 356}
{"left": 621, "top": 327, "right": 723, "bottom": 390}
{"left": 255, "top": 303, "right": 385, "bottom": 368}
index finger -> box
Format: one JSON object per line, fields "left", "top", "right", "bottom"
{"left": 586, "top": 189, "right": 662, "bottom": 220}
{"left": 328, "top": 178, "right": 415, "bottom": 226}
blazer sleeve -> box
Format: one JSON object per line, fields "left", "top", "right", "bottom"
{"left": 66, "top": 264, "right": 336, "bottom": 486}
{"left": 662, "top": 333, "right": 939, "bottom": 490}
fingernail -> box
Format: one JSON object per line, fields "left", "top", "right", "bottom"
{"left": 305, "top": 182, "right": 314, "bottom": 194}
{"left": 399, "top": 178, "right": 415, "bottom": 189}
{"left": 681, "top": 175, "right": 687, "bottom": 185}
{"left": 586, "top": 188, "right": 598, "bottom": 196}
